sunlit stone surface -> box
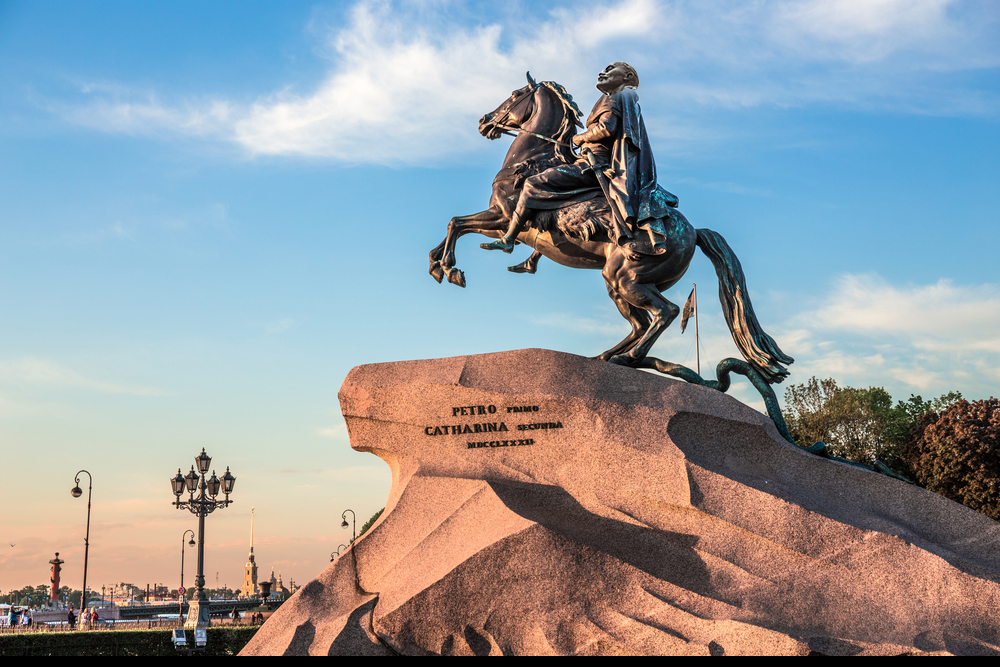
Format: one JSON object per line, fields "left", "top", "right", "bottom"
{"left": 242, "top": 349, "right": 1000, "bottom": 656}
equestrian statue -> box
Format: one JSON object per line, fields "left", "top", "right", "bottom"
{"left": 427, "top": 63, "right": 906, "bottom": 481}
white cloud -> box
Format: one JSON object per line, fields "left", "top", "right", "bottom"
{"left": 810, "top": 273, "right": 1000, "bottom": 346}
{"left": 57, "top": 0, "right": 1000, "bottom": 161}
{"left": 783, "top": 273, "right": 1000, "bottom": 397}
{"left": 230, "top": 0, "right": 662, "bottom": 161}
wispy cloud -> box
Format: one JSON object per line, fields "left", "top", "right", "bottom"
{"left": 264, "top": 318, "right": 296, "bottom": 335}
{"left": 317, "top": 424, "right": 346, "bottom": 439}
{"left": 530, "top": 312, "right": 630, "bottom": 337}
{"left": 808, "top": 273, "right": 1000, "bottom": 350}
{"left": 770, "top": 0, "right": 962, "bottom": 63}
{"left": 65, "top": 88, "right": 234, "bottom": 137}
{"left": 0, "top": 358, "right": 164, "bottom": 396}
{"left": 54, "top": 0, "right": 999, "bottom": 162}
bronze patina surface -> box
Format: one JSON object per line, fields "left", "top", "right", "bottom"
{"left": 428, "top": 65, "right": 793, "bottom": 412}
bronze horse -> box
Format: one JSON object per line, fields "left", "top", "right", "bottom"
{"left": 428, "top": 74, "right": 792, "bottom": 384}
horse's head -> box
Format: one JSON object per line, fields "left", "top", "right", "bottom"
{"left": 479, "top": 73, "right": 583, "bottom": 166}
{"left": 479, "top": 75, "right": 539, "bottom": 140}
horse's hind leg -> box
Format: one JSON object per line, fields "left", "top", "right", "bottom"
{"left": 602, "top": 254, "right": 680, "bottom": 365}
{"left": 596, "top": 282, "right": 651, "bottom": 360}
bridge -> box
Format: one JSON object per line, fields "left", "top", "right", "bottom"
{"left": 115, "top": 598, "right": 285, "bottom": 620}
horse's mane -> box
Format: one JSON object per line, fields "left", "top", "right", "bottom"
{"left": 540, "top": 81, "right": 584, "bottom": 164}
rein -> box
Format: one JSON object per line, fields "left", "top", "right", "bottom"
{"left": 488, "top": 84, "right": 578, "bottom": 152}
{"left": 493, "top": 123, "right": 577, "bottom": 150}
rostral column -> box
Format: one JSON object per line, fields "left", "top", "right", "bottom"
{"left": 49, "top": 552, "right": 65, "bottom": 605}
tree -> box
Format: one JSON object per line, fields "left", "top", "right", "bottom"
{"left": 784, "top": 377, "right": 908, "bottom": 471}
{"left": 903, "top": 398, "right": 1000, "bottom": 520}
{"left": 783, "top": 377, "right": 963, "bottom": 478}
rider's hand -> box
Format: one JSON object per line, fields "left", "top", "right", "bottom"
{"left": 572, "top": 134, "right": 585, "bottom": 146}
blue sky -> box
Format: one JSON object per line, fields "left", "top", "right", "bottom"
{"left": 2, "top": 0, "right": 999, "bottom": 593}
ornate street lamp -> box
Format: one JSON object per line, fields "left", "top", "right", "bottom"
{"left": 341, "top": 510, "right": 356, "bottom": 543}
{"left": 70, "top": 470, "right": 92, "bottom": 616}
{"left": 170, "top": 449, "right": 235, "bottom": 629}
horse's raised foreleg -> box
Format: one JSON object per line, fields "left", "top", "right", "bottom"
{"left": 429, "top": 208, "right": 507, "bottom": 287}
{"left": 601, "top": 251, "right": 680, "bottom": 365}
{"left": 428, "top": 238, "right": 448, "bottom": 283}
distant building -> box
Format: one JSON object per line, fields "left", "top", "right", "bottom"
{"left": 265, "top": 570, "right": 290, "bottom": 598}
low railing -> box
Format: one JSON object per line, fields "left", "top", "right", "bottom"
{"left": 0, "top": 618, "right": 187, "bottom": 634}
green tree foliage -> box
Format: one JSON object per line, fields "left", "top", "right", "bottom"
{"left": 783, "top": 377, "right": 962, "bottom": 477}
{"left": 784, "top": 378, "right": 904, "bottom": 471}
{"left": 2, "top": 585, "right": 94, "bottom": 608}
{"left": 903, "top": 398, "right": 1000, "bottom": 520}
{"left": 350, "top": 508, "right": 385, "bottom": 544}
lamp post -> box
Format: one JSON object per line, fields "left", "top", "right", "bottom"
{"left": 341, "top": 510, "right": 356, "bottom": 543}
{"left": 70, "top": 470, "right": 92, "bottom": 616}
{"left": 179, "top": 530, "right": 195, "bottom": 623}
{"left": 170, "top": 448, "right": 236, "bottom": 629}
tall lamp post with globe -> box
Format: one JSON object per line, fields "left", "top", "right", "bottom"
{"left": 169, "top": 449, "right": 235, "bottom": 629}
{"left": 70, "top": 470, "right": 92, "bottom": 614}
{"left": 179, "top": 529, "right": 195, "bottom": 623}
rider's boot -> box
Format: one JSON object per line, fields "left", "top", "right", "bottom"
{"left": 508, "top": 250, "right": 541, "bottom": 274}
{"left": 481, "top": 235, "right": 515, "bottom": 253}
{"left": 481, "top": 211, "right": 523, "bottom": 253}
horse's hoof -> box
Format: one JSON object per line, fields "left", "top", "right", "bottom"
{"left": 429, "top": 261, "right": 444, "bottom": 283}
{"left": 608, "top": 354, "right": 639, "bottom": 367}
{"left": 445, "top": 268, "right": 466, "bottom": 288}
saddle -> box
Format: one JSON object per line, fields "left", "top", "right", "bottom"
{"left": 529, "top": 198, "right": 671, "bottom": 257}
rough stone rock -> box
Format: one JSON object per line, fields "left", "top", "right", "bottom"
{"left": 241, "top": 349, "right": 1000, "bottom": 656}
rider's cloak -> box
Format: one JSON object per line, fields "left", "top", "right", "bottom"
{"left": 514, "top": 87, "right": 679, "bottom": 255}
{"left": 598, "top": 88, "right": 678, "bottom": 252}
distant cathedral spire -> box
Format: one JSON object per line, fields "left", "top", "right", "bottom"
{"left": 240, "top": 507, "right": 258, "bottom": 597}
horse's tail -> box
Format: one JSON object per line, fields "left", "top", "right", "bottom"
{"left": 696, "top": 228, "right": 793, "bottom": 384}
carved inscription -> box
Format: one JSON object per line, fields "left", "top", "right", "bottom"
{"left": 425, "top": 423, "right": 508, "bottom": 436}
{"left": 423, "top": 404, "right": 562, "bottom": 449}
{"left": 517, "top": 421, "right": 563, "bottom": 431}
{"left": 467, "top": 439, "right": 535, "bottom": 449}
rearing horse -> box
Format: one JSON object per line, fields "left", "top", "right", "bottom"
{"left": 428, "top": 74, "right": 792, "bottom": 383}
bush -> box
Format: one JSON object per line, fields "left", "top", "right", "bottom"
{"left": 904, "top": 398, "right": 1000, "bottom": 520}
{"left": 0, "top": 625, "right": 261, "bottom": 656}
{"left": 350, "top": 508, "right": 385, "bottom": 544}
